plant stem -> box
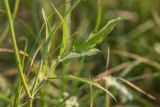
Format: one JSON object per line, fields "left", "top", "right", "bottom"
{"left": 89, "top": 76, "right": 93, "bottom": 107}
{"left": 29, "top": 98, "right": 34, "bottom": 107}
{"left": 0, "top": 0, "right": 20, "bottom": 44}
{"left": 105, "top": 47, "right": 110, "bottom": 107}
{"left": 4, "top": 0, "right": 31, "bottom": 100}
{"left": 31, "top": 60, "right": 44, "bottom": 95}
{"left": 13, "top": 78, "right": 22, "bottom": 107}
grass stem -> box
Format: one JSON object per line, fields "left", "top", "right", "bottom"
{"left": 4, "top": 0, "right": 32, "bottom": 102}
{"left": 0, "top": 0, "right": 20, "bottom": 44}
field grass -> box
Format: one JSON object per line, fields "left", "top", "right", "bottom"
{"left": 0, "top": 0, "right": 160, "bottom": 107}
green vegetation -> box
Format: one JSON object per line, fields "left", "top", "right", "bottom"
{"left": 0, "top": 0, "right": 160, "bottom": 107}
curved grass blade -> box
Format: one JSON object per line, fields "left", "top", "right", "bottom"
{"left": 50, "top": 3, "right": 67, "bottom": 57}
{"left": 42, "top": 8, "right": 51, "bottom": 40}
{"left": 42, "top": 8, "right": 52, "bottom": 53}
{"left": 47, "top": 75, "right": 117, "bottom": 102}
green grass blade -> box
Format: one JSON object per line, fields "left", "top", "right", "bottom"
{"left": 119, "top": 61, "right": 141, "bottom": 77}
{"left": 50, "top": 3, "right": 67, "bottom": 57}
{"left": 42, "top": 8, "right": 51, "bottom": 40}
{"left": 42, "top": 8, "right": 52, "bottom": 53}
{"left": 47, "top": 75, "right": 117, "bottom": 102}
{"left": 65, "top": 0, "right": 81, "bottom": 16}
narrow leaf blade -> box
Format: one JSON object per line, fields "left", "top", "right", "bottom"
{"left": 51, "top": 3, "right": 67, "bottom": 57}
{"left": 48, "top": 75, "right": 117, "bottom": 102}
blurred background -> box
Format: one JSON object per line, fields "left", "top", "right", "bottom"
{"left": 0, "top": 0, "right": 160, "bottom": 107}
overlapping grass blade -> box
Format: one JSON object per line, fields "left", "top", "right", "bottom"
{"left": 51, "top": 3, "right": 67, "bottom": 57}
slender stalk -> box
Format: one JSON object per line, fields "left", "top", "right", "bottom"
{"left": 13, "top": 78, "right": 22, "bottom": 107}
{"left": 31, "top": 60, "right": 44, "bottom": 95}
{"left": 4, "top": 0, "right": 31, "bottom": 99}
{"left": 89, "top": 76, "right": 93, "bottom": 107}
{"left": 29, "top": 99, "right": 33, "bottom": 107}
{"left": 105, "top": 81, "right": 110, "bottom": 107}
{"left": 29, "top": 60, "right": 44, "bottom": 107}
{"left": 105, "top": 47, "right": 110, "bottom": 107}
{"left": 0, "top": 0, "right": 20, "bottom": 44}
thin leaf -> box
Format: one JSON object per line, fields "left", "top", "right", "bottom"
{"left": 119, "top": 61, "right": 141, "bottom": 77}
{"left": 59, "top": 48, "right": 100, "bottom": 62}
{"left": 47, "top": 75, "right": 117, "bottom": 102}
{"left": 65, "top": 0, "right": 81, "bottom": 16}
{"left": 31, "top": 9, "right": 53, "bottom": 95}
{"left": 51, "top": 3, "right": 67, "bottom": 57}
{"left": 74, "top": 17, "right": 123, "bottom": 51}
{"left": 42, "top": 8, "right": 51, "bottom": 40}
{"left": 42, "top": 8, "right": 52, "bottom": 53}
